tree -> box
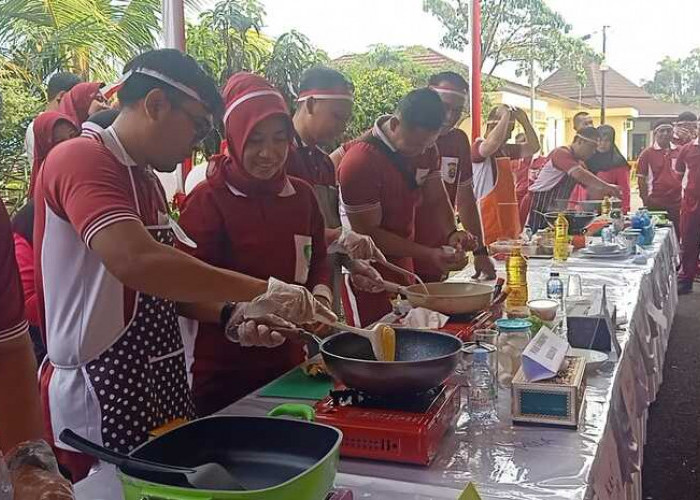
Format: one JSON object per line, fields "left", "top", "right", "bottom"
{"left": 423, "top": 0, "right": 597, "bottom": 83}
{"left": 643, "top": 49, "right": 700, "bottom": 107}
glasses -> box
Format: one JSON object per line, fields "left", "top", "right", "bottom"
{"left": 172, "top": 102, "right": 214, "bottom": 144}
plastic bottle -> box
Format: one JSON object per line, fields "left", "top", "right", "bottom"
{"left": 546, "top": 272, "right": 564, "bottom": 311}
{"left": 467, "top": 348, "right": 497, "bottom": 419}
{"left": 0, "top": 453, "right": 12, "bottom": 500}
{"left": 506, "top": 247, "right": 528, "bottom": 308}
{"left": 553, "top": 212, "right": 570, "bottom": 262}
{"left": 601, "top": 196, "right": 611, "bottom": 217}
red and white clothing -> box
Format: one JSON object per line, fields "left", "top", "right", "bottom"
{"left": 637, "top": 143, "right": 681, "bottom": 231}
{"left": 414, "top": 128, "right": 472, "bottom": 282}
{"left": 0, "top": 199, "right": 28, "bottom": 344}
{"left": 337, "top": 116, "right": 440, "bottom": 326}
{"left": 288, "top": 133, "right": 340, "bottom": 228}
{"left": 525, "top": 147, "right": 585, "bottom": 231}
{"left": 34, "top": 126, "right": 193, "bottom": 481}
{"left": 676, "top": 139, "right": 700, "bottom": 283}
{"left": 471, "top": 141, "right": 523, "bottom": 202}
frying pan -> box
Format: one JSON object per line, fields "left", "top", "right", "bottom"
{"left": 69, "top": 415, "right": 342, "bottom": 500}
{"left": 544, "top": 211, "right": 597, "bottom": 235}
{"left": 317, "top": 328, "right": 463, "bottom": 395}
{"left": 400, "top": 282, "right": 494, "bottom": 315}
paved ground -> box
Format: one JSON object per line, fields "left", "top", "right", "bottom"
{"left": 642, "top": 292, "right": 700, "bottom": 499}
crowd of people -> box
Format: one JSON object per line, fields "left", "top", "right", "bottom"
{"left": 0, "top": 48, "right": 698, "bottom": 497}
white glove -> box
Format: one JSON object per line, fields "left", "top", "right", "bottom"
{"left": 348, "top": 259, "right": 385, "bottom": 293}
{"left": 244, "top": 278, "right": 337, "bottom": 325}
{"left": 329, "top": 230, "right": 387, "bottom": 262}
{"left": 225, "top": 312, "right": 299, "bottom": 348}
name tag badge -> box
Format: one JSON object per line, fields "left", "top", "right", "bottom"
{"left": 294, "top": 234, "right": 313, "bottom": 284}
{"left": 441, "top": 157, "right": 459, "bottom": 185}
{"left": 415, "top": 168, "right": 430, "bottom": 186}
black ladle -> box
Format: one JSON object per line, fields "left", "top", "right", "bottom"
{"left": 59, "top": 429, "right": 246, "bottom": 491}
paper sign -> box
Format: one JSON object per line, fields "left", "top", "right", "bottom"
{"left": 521, "top": 326, "right": 569, "bottom": 382}
{"left": 458, "top": 482, "right": 483, "bottom": 500}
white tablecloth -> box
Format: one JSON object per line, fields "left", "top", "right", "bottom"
{"left": 75, "top": 229, "right": 679, "bottom": 500}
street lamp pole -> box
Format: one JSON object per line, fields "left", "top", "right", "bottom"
{"left": 471, "top": 0, "right": 482, "bottom": 140}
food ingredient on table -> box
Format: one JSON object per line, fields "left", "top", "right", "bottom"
{"left": 506, "top": 247, "right": 528, "bottom": 308}
{"left": 553, "top": 212, "right": 570, "bottom": 261}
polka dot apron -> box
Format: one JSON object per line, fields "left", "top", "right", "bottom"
{"left": 85, "top": 169, "right": 195, "bottom": 454}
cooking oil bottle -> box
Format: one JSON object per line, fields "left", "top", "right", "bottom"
{"left": 553, "top": 213, "right": 570, "bottom": 262}
{"left": 506, "top": 247, "right": 528, "bottom": 308}
{"left": 601, "top": 196, "right": 611, "bottom": 217}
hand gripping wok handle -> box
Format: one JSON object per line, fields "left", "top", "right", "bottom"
{"left": 59, "top": 429, "right": 195, "bottom": 475}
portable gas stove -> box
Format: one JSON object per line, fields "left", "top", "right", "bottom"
{"left": 314, "top": 384, "right": 460, "bottom": 465}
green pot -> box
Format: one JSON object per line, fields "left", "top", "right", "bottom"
{"left": 119, "top": 405, "right": 341, "bottom": 500}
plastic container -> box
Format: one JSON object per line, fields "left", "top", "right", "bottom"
{"left": 466, "top": 347, "right": 497, "bottom": 419}
{"left": 505, "top": 247, "right": 528, "bottom": 308}
{"left": 495, "top": 318, "right": 532, "bottom": 388}
{"left": 553, "top": 213, "right": 570, "bottom": 262}
{"left": 546, "top": 272, "right": 564, "bottom": 309}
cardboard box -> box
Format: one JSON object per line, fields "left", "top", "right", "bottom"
{"left": 512, "top": 356, "right": 586, "bottom": 428}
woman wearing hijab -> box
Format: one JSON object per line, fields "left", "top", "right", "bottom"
{"left": 13, "top": 112, "right": 79, "bottom": 359}
{"left": 178, "top": 73, "right": 332, "bottom": 416}
{"left": 57, "top": 81, "right": 109, "bottom": 125}
{"left": 579, "top": 125, "right": 631, "bottom": 212}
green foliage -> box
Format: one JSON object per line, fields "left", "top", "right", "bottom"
{"left": 423, "top": 0, "right": 598, "bottom": 84}
{"left": 643, "top": 49, "right": 700, "bottom": 107}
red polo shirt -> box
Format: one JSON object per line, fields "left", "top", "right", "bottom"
{"left": 637, "top": 143, "right": 681, "bottom": 208}
{"left": 0, "top": 199, "right": 27, "bottom": 343}
{"left": 287, "top": 134, "right": 336, "bottom": 187}
{"left": 676, "top": 139, "right": 700, "bottom": 199}
{"left": 337, "top": 117, "right": 441, "bottom": 280}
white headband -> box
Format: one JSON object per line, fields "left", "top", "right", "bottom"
{"left": 223, "top": 89, "right": 286, "bottom": 123}
{"left": 297, "top": 94, "right": 353, "bottom": 102}
{"left": 430, "top": 86, "right": 468, "bottom": 99}
{"left": 103, "top": 68, "right": 203, "bottom": 103}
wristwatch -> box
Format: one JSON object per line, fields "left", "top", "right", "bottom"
{"left": 219, "top": 301, "right": 237, "bottom": 329}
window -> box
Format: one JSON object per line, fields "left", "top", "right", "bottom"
{"left": 631, "top": 133, "right": 647, "bottom": 160}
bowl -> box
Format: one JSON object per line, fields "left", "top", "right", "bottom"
{"left": 528, "top": 299, "right": 559, "bottom": 321}
{"left": 586, "top": 242, "right": 623, "bottom": 255}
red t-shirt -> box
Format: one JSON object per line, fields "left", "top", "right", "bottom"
{"left": 34, "top": 129, "right": 168, "bottom": 362}
{"left": 637, "top": 146, "right": 681, "bottom": 208}
{"left": 0, "top": 199, "right": 27, "bottom": 342}
{"left": 337, "top": 117, "right": 440, "bottom": 278}
{"left": 529, "top": 147, "right": 583, "bottom": 193}
{"left": 287, "top": 135, "right": 336, "bottom": 187}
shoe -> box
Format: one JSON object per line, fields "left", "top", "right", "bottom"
{"left": 678, "top": 280, "right": 693, "bottom": 295}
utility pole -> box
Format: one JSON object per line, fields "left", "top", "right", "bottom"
{"left": 600, "top": 25, "right": 609, "bottom": 124}
{"left": 529, "top": 26, "right": 536, "bottom": 124}
{"left": 471, "top": 0, "right": 482, "bottom": 140}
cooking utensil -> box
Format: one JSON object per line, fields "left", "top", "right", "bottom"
{"left": 60, "top": 430, "right": 245, "bottom": 491}
{"left": 375, "top": 259, "right": 429, "bottom": 294}
{"left": 316, "top": 328, "right": 463, "bottom": 395}
{"left": 83, "top": 413, "right": 342, "bottom": 500}
{"left": 401, "top": 282, "right": 494, "bottom": 315}
{"left": 543, "top": 211, "right": 596, "bottom": 235}
{"left": 327, "top": 321, "right": 396, "bottom": 362}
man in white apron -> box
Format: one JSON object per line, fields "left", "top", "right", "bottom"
{"left": 33, "top": 49, "right": 335, "bottom": 482}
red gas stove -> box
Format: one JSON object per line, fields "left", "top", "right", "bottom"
{"left": 314, "top": 384, "right": 460, "bottom": 465}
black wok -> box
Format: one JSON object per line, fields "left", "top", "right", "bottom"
{"left": 318, "top": 328, "right": 463, "bottom": 395}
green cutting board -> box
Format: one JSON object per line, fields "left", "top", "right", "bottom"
{"left": 258, "top": 367, "right": 333, "bottom": 400}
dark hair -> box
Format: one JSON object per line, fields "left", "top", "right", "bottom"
{"left": 428, "top": 71, "right": 469, "bottom": 92}
{"left": 47, "top": 72, "right": 82, "bottom": 101}
{"left": 396, "top": 88, "right": 445, "bottom": 131}
{"left": 677, "top": 111, "right": 698, "bottom": 122}
{"left": 573, "top": 111, "right": 590, "bottom": 126}
{"left": 576, "top": 126, "right": 599, "bottom": 142}
{"left": 11, "top": 201, "right": 34, "bottom": 245}
{"left": 299, "top": 66, "right": 354, "bottom": 94}
{"left": 86, "top": 108, "right": 120, "bottom": 128}
{"left": 118, "top": 49, "right": 224, "bottom": 118}
{"left": 652, "top": 118, "right": 673, "bottom": 129}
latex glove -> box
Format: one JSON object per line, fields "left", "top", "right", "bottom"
{"left": 348, "top": 259, "right": 385, "bottom": 293}
{"left": 329, "top": 230, "right": 387, "bottom": 263}
{"left": 245, "top": 278, "right": 337, "bottom": 326}
{"left": 7, "top": 440, "right": 73, "bottom": 500}
{"left": 224, "top": 305, "right": 301, "bottom": 347}
{"left": 447, "top": 229, "right": 479, "bottom": 252}
{"left": 472, "top": 254, "right": 497, "bottom": 280}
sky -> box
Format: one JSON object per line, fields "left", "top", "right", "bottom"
{"left": 198, "top": 0, "right": 700, "bottom": 86}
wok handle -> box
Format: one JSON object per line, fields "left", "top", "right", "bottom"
{"left": 139, "top": 485, "right": 213, "bottom": 500}
{"left": 268, "top": 403, "right": 316, "bottom": 422}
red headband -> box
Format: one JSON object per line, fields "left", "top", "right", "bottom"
{"left": 297, "top": 87, "right": 353, "bottom": 102}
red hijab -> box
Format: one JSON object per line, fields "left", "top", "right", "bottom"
{"left": 28, "top": 111, "right": 79, "bottom": 197}
{"left": 58, "top": 82, "right": 102, "bottom": 125}
{"left": 207, "top": 73, "right": 292, "bottom": 196}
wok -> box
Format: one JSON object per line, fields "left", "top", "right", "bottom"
{"left": 71, "top": 415, "right": 342, "bottom": 500}
{"left": 402, "top": 282, "right": 494, "bottom": 315}
{"left": 544, "top": 211, "right": 596, "bottom": 235}
{"left": 318, "top": 328, "right": 463, "bottom": 395}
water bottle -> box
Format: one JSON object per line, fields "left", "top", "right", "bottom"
{"left": 0, "top": 452, "right": 13, "bottom": 500}
{"left": 546, "top": 272, "right": 564, "bottom": 310}
{"left": 553, "top": 213, "right": 570, "bottom": 262}
{"left": 468, "top": 348, "right": 497, "bottom": 419}
{"left": 505, "top": 247, "right": 528, "bottom": 308}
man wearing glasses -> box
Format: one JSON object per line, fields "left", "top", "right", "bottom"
{"left": 32, "top": 49, "right": 335, "bottom": 482}
{"left": 414, "top": 72, "right": 495, "bottom": 282}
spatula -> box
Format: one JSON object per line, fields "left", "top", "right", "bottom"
{"left": 59, "top": 429, "right": 246, "bottom": 491}
{"left": 315, "top": 320, "right": 396, "bottom": 362}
